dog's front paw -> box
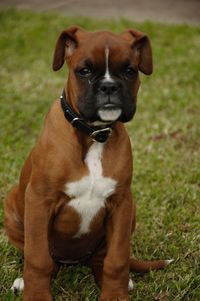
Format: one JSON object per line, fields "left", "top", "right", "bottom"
{"left": 23, "top": 290, "right": 53, "bottom": 301}
{"left": 99, "top": 294, "right": 129, "bottom": 301}
{"left": 99, "top": 297, "right": 129, "bottom": 301}
{"left": 11, "top": 277, "right": 24, "bottom": 293}
{"left": 99, "top": 298, "right": 128, "bottom": 301}
{"left": 23, "top": 287, "right": 53, "bottom": 301}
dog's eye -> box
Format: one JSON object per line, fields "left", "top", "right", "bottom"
{"left": 124, "top": 67, "right": 137, "bottom": 78}
{"left": 78, "top": 67, "right": 92, "bottom": 77}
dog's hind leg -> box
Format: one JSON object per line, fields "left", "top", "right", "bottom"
{"left": 4, "top": 186, "right": 24, "bottom": 251}
{"left": 10, "top": 261, "right": 61, "bottom": 294}
{"left": 4, "top": 185, "right": 24, "bottom": 251}
{"left": 4, "top": 186, "right": 25, "bottom": 293}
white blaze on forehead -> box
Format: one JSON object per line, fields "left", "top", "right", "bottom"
{"left": 103, "top": 47, "right": 114, "bottom": 82}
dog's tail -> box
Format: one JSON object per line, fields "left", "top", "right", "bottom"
{"left": 129, "top": 258, "right": 173, "bottom": 273}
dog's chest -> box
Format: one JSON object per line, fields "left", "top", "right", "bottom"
{"left": 64, "top": 142, "right": 117, "bottom": 237}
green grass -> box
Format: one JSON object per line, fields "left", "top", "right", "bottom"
{"left": 0, "top": 9, "right": 200, "bottom": 301}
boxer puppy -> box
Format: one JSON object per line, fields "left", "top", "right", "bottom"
{"left": 4, "top": 26, "right": 172, "bottom": 301}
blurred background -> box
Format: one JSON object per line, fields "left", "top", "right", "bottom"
{"left": 1, "top": 0, "right": 200, "bottom": 24}
{"left": 0, "top": 1, "right": 200, "bottom": 301}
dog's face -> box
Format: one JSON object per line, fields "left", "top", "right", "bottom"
{"left": 53, "top": 26, "right": 153, "bottom": 124}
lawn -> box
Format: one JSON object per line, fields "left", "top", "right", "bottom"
{"left": 0, "top": 9, "right": 200, "bottom": 301}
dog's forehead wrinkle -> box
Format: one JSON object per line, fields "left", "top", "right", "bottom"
{"left": 79, "top": 31, "right": 125, "bottom": 54}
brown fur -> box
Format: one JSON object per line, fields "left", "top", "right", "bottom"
{"left": 4, "top": 27, "right": 168, "bottom": 301}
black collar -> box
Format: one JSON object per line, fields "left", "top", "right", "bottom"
{"left": 60, "top": 91, "right": 113, "bottom": 143}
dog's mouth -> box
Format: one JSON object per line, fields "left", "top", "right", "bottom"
{"left": 98, "top": 104, "right": 122, "bottom": 122}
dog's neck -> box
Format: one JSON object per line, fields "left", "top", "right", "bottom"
{"left": 60, "top": 90, "right": 114, "bottom": 144}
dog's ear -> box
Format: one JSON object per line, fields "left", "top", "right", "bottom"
{"left": 52, "top": 26, "right": 83, "bottom": 71}
{"left": 122, "top": 29, "right": 153, "bottom": 75}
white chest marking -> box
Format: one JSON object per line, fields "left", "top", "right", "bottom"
{"left": 103, "top": 47, "right": 114, "bottom": 82}
{"left": 65, "top": 142, "right": 117, "bottom": 237}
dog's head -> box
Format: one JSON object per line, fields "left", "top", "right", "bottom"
{"left": 53, "top": 26, "right": 152, "bottom": 124}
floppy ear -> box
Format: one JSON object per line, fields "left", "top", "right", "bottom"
{"left": 126, "top": 29, "right": 153, "bottom": 75}
{"left": 52, "top": 26, "right": 82, "bottom": 71}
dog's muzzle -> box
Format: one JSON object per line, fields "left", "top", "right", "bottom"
{"left": 98, "top": 104, "right": 122, "bottom": 122}
{"left": 97, "top": 80, "right": 122, "bottom": 122}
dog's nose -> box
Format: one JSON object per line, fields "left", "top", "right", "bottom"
{"left": 99, "top": 81, "right": 120, "bottom": 95}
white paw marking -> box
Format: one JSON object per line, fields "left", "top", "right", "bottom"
{"left": 128, "top": 278, "right": 134, "bottom": 291}
{"left": 65, "top": 142, "right": 117, "bottom": 237}
{"left": 11, "top": 277, "right": 24, "bottom": 292}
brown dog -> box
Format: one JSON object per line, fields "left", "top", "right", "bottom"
{"left": 4, "top": 26, "right": 172, "bottom": 301}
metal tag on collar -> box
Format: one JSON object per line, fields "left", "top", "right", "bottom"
{"left": 91, "top": 127, "right": 112, "bottom": 143}
{"left": 71, "top": 116, "right": 81, "bottom": 126}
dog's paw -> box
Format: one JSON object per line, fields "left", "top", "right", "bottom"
{"left": 11, "top": 277, "right": 24, "bottom": 293}
{"left": 128, "top": 278, "right": 134, "bottom": 291}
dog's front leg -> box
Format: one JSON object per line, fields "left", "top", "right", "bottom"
{"left": 23, "top": 184, "right": 54, "bottom": 301}
{"left": 100, "top": 189, "right": 133, "bottom": 301}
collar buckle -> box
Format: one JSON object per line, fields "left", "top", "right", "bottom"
{"left": 90, "top": 127, "right": 112, "bottom": 143}
{"left": 60, "top": 91, "right": 114, "bottom": 143}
